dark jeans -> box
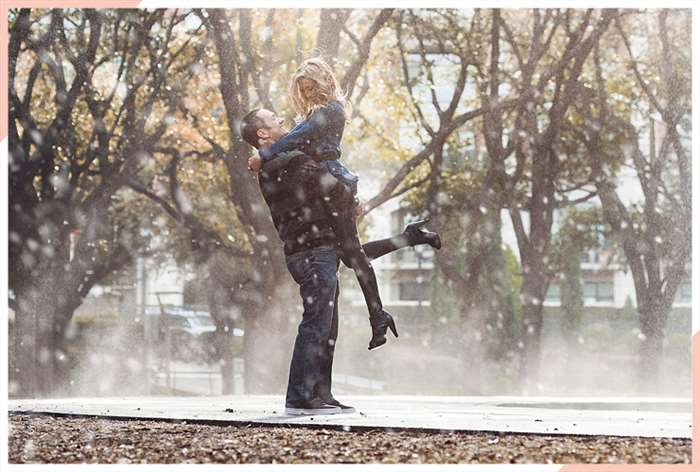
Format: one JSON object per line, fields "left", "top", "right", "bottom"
{"left": 284, "top": 224, "right": 415, "bottom": 405}
{"left": 318, "top": 272, "right": 340, "bottom": 401}
{"left": 285, "top": 244, "right": 339, "bottom": 404}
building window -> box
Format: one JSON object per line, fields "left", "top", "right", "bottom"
{"left": 545, "top": 283, "right": 561, "bottom": 302}
{"left": 676, "top": 281, "right": 691, "bottom": 303}
{"left": 580, "top": 250, "right": 600, "bottom": 264}
{"left": 593, "top": 224, "right": 609, "bottom": 247}
{"left": 398, "top": 281, "right": 429, "bottom": 302}
{"left": 391, "top": 207, "right": 422, "bottom": 263}
{"left": 584, "top": 281, "right": 614, "bottom": 302}
{"left": 391, "top": 247, "right": 406, "bottom": 263}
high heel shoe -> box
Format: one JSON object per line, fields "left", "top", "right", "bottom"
{"left": 368, "top": 310, "right": 399, "bottom": 350}
{"left": 403, "top": 217, "right": 442, "bottom": 250}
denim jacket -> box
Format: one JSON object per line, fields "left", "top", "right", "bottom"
{"left": 259, "top": 100, "right": 359, "bottom": 193}
{"left": 260, "top": 100, "right": 345, "bottom": 161}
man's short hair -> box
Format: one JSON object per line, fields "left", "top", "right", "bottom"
{"left": 240, "top": 108, "right": 264, "bottom": 149}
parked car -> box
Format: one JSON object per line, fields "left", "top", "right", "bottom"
{"left": 143, "top": 306, "right": 243, "bottom": 362}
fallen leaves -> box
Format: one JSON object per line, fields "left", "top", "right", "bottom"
{"left": 8, "top": 414, "right": 691, "bottom": 464}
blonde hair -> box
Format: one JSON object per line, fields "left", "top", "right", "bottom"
{"left": 289, "top": 57, "right": 350, "bottom": 119}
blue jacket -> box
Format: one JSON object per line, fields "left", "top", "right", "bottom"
{"left": 259, "top": 100, "right": 359, "bottom": 193}
{"left": 260, "top": 100, "right": 345, "bottom": 161}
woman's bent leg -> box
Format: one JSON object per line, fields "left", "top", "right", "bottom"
{"left": 322, "top": 180, "right": 399, "bottom": 349}
{"left": 362, "top": 235, "right": 410, "bottom": 261}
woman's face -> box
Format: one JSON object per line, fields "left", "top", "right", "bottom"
{"left": 298, "top": 77, "right": 320, "bottom": 103}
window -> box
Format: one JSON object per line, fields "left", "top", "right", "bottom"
{"left": 676, "top": 281, "right": 691, "bottom": 302}
{"left": 593, "top": 224, "right": 609, "bottom": 247}
{"left": 195, "top": 315, "right": 216, "bottom": 328}
{"left": 545, "top": 283, "right": 561, "bottom": 302}
{"left": 399, "top": 281, "right": 429, "bottom": 301}
{"left": 580, "top": 250, "right": 600, "bottom": 264}
{"left": 390, "top": 208, "right": 413, "bottom": 262}
{"left": 168, "top": 315, "right": 191, "bottom": 328}
{"left": 583, "top": 282, "right": 596, "bottom": 298}
{"left": 597, "top": 281, "right": 614, "bottom": 301}
{"left": 584, "top": 281, "right": 614, "bottom": 302}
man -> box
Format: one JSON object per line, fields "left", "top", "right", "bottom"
{"left": 248, "top": 109, "right": 398, "bottom": 353}
{"left": 240, "top": 108, "right": 441, "bottom": 415}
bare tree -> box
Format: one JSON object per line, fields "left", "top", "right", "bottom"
{"left": 8, "top": 9, "right": 204, "bottom": 395}
{"left": 371, "top": 9, "right": 617, "bottom": 392}
{"left": 494, "top": 9, "right": 617, "bottom": 390}
{"left": 579, "top": 10, "right": 691, "bottom": 392}
{"left": 316, "top": 9, "right": 352, "bottom": 67}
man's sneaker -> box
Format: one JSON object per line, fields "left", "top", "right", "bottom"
{"left": 324, "top": 397, "right": 356, "bottom": 414}
{"left": 285, "top": 397, "right": 342, "bottom": 416}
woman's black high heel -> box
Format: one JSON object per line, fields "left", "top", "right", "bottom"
{"left": 403, "top": 217, "right": 442, "bottom": 250}
{"left": 368, "top": 310, "right": 399, "bottom": 350}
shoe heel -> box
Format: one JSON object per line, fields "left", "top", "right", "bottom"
{"left": 368, "top": 310, "right": 397, "bottom": 350}
{"left": 388, "top": 318, "right": 398, "bottom": 338}
{"left": 431, "top": 234, "right": 442, "bottom": 250}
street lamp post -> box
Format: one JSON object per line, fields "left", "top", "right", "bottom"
{"left": 136, "top": 255, "right": 150, "bottom": 395}
{"left": 416, "top": 248, "right": 424, "bottom": 308}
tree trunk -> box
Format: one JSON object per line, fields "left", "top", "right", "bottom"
{"left": 202, "top": 264, "right": 234, "bottom": 395}
{"left": 221, "top": 355, "right": 235, "bottom": 395}
{"left": 561, "top": 248, "right": 584, "bottom": 388}
{"left": 242, "top": 313, "right": 264, "bottom": 393}
{"left": 12, "top": 255, "right": 99, "bottom": 397}
{"left": 460, "top": 302, "right": 484, "bottom": 395}
{"left": 638, "top": 303, "right": 666, "bottom": 394}
{"left": 215, "top": 323, "right": 235, "bottom": 395}
{"left": 208, "top": 300, "right": 235, "bottom": 395}
{"left": 316, "top": 9, "right": 350, "bottom": 68}
{"left": 13, "top": 283, "right": 62, "bottom": 397}
{"left": 12, "top": 297, "right": 39, "bottom": 397}
{"left": 241, "top": 280, "right": 297, "bottom": 394}
{"left": 518, "top": 274, "right": 547, "bottom": 393}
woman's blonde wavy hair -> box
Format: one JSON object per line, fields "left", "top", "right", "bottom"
{"left": 289, "top": 57, "right": 350, "bottom": 119}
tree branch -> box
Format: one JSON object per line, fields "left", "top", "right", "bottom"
{"left": 341, "top": 9, "right": 394, "bottom": 98}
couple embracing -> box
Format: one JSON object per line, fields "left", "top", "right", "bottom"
{"left": 240, "top": 57, "right": 441, "bottom": 415}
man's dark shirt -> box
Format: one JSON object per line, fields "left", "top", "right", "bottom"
{"left": 257, "top": 150, "right": 336, "bottom": 256}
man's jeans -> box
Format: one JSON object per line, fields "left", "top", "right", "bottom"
{"left": 285, "top": 244, "right": 340, "bottom": 404}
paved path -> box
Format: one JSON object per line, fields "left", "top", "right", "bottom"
{"left": 9, "top": 395, "right": 691, "bottom": 439}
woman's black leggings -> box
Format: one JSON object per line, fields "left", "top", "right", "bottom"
{"left": 362, "top": 235, "right": 412, "bottom": 261}
{"left": 322, "top": 182, "right": 412, "bottom": 318}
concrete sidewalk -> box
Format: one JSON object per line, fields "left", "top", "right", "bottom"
{"left": 8, "top": 395, "right": 692, "bottom": 439}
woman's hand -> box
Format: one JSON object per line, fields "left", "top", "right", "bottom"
{"left": 355, "top": 197, "right": 364, "bottom": 217}
{"left": 248, "top": 155, "right": 262, "bottom": 172}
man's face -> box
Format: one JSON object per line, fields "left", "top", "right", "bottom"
{"left": 256, "top": 109, "right": 287, "bottom": 144}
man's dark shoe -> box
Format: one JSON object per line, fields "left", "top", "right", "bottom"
{"left": 324, "top": 397, "right": 356, "bottom": 414}
{"left": 285, "top": 397, "right": 341, "bottom": 416}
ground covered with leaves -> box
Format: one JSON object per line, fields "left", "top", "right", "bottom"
{"left": 9, "top": 414, "right": 691, "bottom": 464}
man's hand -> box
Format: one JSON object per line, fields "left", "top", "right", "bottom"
{"left": 248, "top": 154, "right": 262, "bottom": 172}
{"left": 355, "top": 197, "right": 364, "bottom": 217}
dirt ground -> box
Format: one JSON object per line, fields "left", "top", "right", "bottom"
{"left": 8, "top": 414, "right": 692, "bottom": 464}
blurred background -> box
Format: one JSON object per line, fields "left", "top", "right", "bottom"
{"left": 7, "top": 8, "right": 691, "bottom": 399}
